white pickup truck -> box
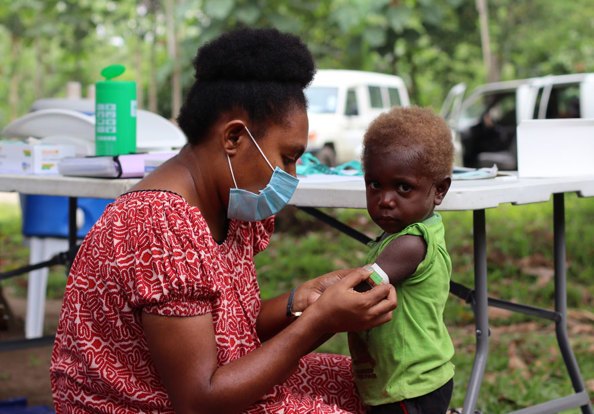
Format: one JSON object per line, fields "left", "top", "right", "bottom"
{"left": 446, "top": 73, "right": 594, "bottom": 170}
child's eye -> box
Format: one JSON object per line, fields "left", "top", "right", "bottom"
{"left": 397, "top": 183, "right": 412, "bottom": 192}
{"left": 368, "top": 181, "right": 381, "bottom": 190}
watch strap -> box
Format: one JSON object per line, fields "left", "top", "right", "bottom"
{"left": 286, "top": 287, "right": 302, "bottom": 317}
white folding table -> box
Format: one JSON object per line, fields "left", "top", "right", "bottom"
{"left": 0, "top": 173, "right": 592, "bottom": 413}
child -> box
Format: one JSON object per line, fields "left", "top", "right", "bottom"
{"left": 348, "top": 106, "right": 455, "bottom": 414}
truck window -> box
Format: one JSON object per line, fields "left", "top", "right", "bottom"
{"left": 460, "top": 91, "right": 514, "bottom": 127}
{"left": 546, "top": 85, "right": 581, "bottom": 119}
{"left": 305, "top": 86, "right": 339, "bottom": 114}
{"left": 486, "top": 93, "right": 516, "bottom": 126}
{"left": 388, "top": 87, "right": 401, "bottom": 107}
{"left": 368, "top": 86, "right": 383, "bottom": 109}
{"left": 460, "top": 95, "right": 488, "bottom": 124}
{"left": 459, "top": 91, "right": 517, "bottom": 168}
{"left": 345, "top": 89, "right": 359, "bottom": 116}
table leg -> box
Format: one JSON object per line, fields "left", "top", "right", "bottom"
{"left": 553, "top": 193, "right": 593, "bottom": 414}
{"left": 463, "top": 209, "right": 489, "bottom": 413}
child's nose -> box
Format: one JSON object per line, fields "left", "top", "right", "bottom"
{"left": 379, "top": 192, "right": 395, "bottom": 208}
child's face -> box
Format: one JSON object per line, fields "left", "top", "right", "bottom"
{"left": 364, "top": 149, "right": 442, "bottom": 234}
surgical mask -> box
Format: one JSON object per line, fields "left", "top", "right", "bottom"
{"left": 227, "top": 126, "right": 299, "bottom": 221}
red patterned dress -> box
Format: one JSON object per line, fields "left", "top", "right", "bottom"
{"left": 51, "top": 191, "right": 364, "bottom": 413}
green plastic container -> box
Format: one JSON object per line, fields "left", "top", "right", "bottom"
{"left": 95, "top": 65, "right": 137, "bottom": 156}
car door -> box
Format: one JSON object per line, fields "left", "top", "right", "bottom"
{"left": 440, "top": 83, "right": 467, "bottom": 125}
{"left": 440, "top": 83, "right": 467, "bottom": 165}
{"left": 336, "top": 87, "right": 368, "bottom": 163}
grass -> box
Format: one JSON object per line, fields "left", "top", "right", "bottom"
{"left": 1, "top": 194, "right": 593, "bottom": 412}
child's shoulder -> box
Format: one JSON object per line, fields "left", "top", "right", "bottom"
{"left": 381, "top": 232, "right": 426, "bottom": 254}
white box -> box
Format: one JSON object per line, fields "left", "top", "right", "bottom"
{"left": 517, "top": 119, "right": 594, "bottom": 177}
{"left": 0, "top": 142, "right": 76, "bottom": 175}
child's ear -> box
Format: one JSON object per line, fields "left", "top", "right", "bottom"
{"left": 433, "top": 176, "right": 451, "bottom": 206}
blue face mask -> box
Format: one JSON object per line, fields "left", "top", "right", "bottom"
{"left": 227, "top": 127, "right": 299, "bottom": 221}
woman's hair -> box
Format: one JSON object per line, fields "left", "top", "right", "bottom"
{"left": 177, "top": 28, "right": 315, "bottom": 144}
{"left": 362, "top": 106, "right": 454, "bottom": 180}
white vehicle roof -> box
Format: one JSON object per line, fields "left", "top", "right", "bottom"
{"left": 464, "top": 73, "right": 594, "bottom": 98}
{"left": 310, "top": 69, "right": 407, "bottom": 89}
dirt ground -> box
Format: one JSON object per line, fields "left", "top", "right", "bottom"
{"left": 0, "top": 287, "right": 60, "bottom": 409}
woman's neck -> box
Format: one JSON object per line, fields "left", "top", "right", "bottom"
{"left": 177, "top": 144, "right": 230, "bottom": 241}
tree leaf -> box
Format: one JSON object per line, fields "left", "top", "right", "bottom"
{"left": 236, "top": 4, "right": 261, "bottom": 25}
{"left": 332, "top": 5, "right": 361, "bottom": 33}
{"left": 363, "top": 26, "right": 387, "bottom": 48}
{"left": 421, "top": 3, "right": 445, "bottom": 26}
{"left": 203, "top": 0, "right": 234, "bottom": 20}
{"left": 269, "top": 13, "right": 301, "bottom": 33}
{"left": 387, "top": 5, "right": 412, "bottom": 33}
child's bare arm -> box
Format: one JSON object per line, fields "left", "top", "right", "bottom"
{"left": 374, "top": 235, "right": 427, "bottom": 285}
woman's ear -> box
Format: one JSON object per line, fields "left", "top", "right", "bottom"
{"left": 433, "top": 176, "right": 452, "bottom": 206}
{"left": 221, "top": 120, "right": 247, "bottom": 155}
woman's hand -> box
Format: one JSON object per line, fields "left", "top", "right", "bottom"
{"left": 291, "top": 268, "right": 354, "bottom": 313}
{"left": 258, "top": 267, "right": 395, "bottom": 342}
{"left": 301, "top": 266, "right": 397, "bottom": 334}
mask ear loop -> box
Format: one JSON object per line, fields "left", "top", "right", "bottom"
{"left": 227, "top": 155, "right": 239, "bottom": 189}
{"left": 244, "top": 126, "right": 275, "bottom": 172}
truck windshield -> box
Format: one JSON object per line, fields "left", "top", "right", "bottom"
{"left": 305, "top": 86, "right": 339, "bottom": 114}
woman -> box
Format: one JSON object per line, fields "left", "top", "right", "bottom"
{"left": 51, "top": 28, "right": 397, "bottom": 413}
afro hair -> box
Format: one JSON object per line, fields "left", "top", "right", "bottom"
{"left": 177, "top": 28, "right": 315, "bottom": 144}
{"left": 362, "top": 106, "right": 454, "bottom": 181}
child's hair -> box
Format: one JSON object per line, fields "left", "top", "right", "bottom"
{"left": 362, "top": 106, "right": 454, "bottom": 180}
{"left": 177, "top": 28, "right": 315, "bottom": 144}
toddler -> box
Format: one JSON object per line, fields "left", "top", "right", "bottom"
{"left": 349, "top": 106, "right": 455, "bottom": 414}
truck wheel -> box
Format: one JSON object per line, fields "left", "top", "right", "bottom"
{"left": 316, "top": 146, "right": 336, "bottom": 166}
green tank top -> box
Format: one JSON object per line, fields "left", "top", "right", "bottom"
{"left": 349, "top": 213, "right": 455, "bottom": 405}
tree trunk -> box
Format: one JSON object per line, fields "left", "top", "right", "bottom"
{"left": 406, "top": 49, "right": 419, "bottom": 106}
{"left": 147, "top": 0, "right": 159, "bottom": 114}
{"left": 33, "top": 37, "right": 44, "bottom": 100}
{"left": 165, "top": 0, "right": 182, "bottom": 121}
{"left": 148, "top": 44, "right": 158, "bottom": 113}
{"left": 9, "top": 34, "right": 22, "bottom": 121}
{"left": 135, "top": 37, "right": 144, "bottom": 110}
{"left": 476, "top": 0, "right": 499, "bottom": 82}
{"left": 148, "top": 32, "right": 158, "bottom": 113}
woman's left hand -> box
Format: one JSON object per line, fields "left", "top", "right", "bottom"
{"left": 293, "top": 269, "right": 355, "bottom": 313}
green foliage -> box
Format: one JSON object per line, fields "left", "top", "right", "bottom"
{"left": 2, "top": 0, "right": 594, "bottom": 126}
{"left": 488, "top": 0, "right": 594, "bottom": 78}
{"left": 0, "top": 202, "right": 27, "bottom": 271}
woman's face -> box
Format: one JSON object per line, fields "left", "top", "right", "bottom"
{"left": 364, "top": 148, "right": 438, "bottom": 234}
{"left": 233, "top": 107, "right": 308, "bottom": 193}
